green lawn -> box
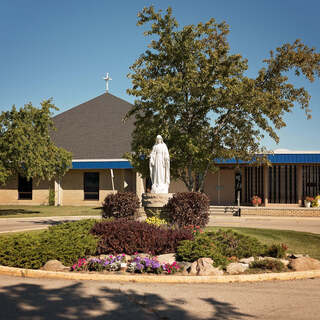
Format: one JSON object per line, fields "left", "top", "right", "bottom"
{"left": 0, "top": 205, "right": 101, "bottom": 218}
{"left": 206, "top": 226, "right": 320, "bottom": 260}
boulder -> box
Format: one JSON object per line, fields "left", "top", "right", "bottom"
{"left": 178, "top": 261, "right": 192, "bottom": 271}
{"left": 239, "top": 257, "right": 254, "bottom": 264}
{"left": 289, "top": 257, "right": 320, "bottom": 271}
{"left": 279, "top": 259, "right": 289, "bottom": 267}
{"left": 41, "top": 260, "right": 69, "bottom": 272}
{"left": 227, "top": 263, "right": 249, "bottom": 275}
{"left": 189, "top": 258, "right": 224, "bottom": 276}
{"left": 156, "top": 253, "right": 176, "bottom": 265}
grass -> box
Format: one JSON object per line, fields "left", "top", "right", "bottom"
{"left": 206, "top": 226, "right": 320, "bottom": 260}
{"left": 0, "top": 205, "right": 101, "bottom": 218}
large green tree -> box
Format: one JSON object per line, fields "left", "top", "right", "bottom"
{"left": 125, "top": 6, "right": 320, "bottom": 192}
{"left": 0, "top": 99, "right": 72, "bottom": 184}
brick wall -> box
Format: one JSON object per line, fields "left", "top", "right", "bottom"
{"left": 241, "top": 207, "right": 320, "bottom": 217}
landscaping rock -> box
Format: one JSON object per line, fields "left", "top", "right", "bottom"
{"left": 279, "top": 259, "right": 289, "bottom": 267}
{"left": 239, "top": 257, "right": 254, "bottom": 264}
{"left": 227, "top": 262, "right": 249, "bottom": 275}
{"left": 99, "top": 254, "right": 111, "bottom": 259}
{"left": 156, "top": 253, "right": 176, "bottom": 265}
{"left": 289, "top": 257, "right": 320, "bottom": 271}
{"left": 123, "top": 255, "right": 132, "bottom": 263}
{"left": 178, "top": 261, "right": 192, "bottom": 271}
{"left": 138, "top": 253, "right": 151, "bottom": 259}
{"left": 189, "top": 258, "right": 223, "bottom": 276}
{"left": 41, "top": 260, "right": 69, "bottom": 272}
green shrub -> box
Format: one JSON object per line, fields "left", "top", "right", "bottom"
{"left": 250, "top": 258, "right": 286, "bottom": 272}
{"left": 0, "top": 219, "right": 99, "bottom": 269}
{"left": 48, "top": 187, "right": 55, "bottom": 206}
{"left": 102, "top": 192, "right": 140, "bottom": 219}
{"left": 0, "top": 233, "right": 46, "bottom": 269}
{"left": 165, "top": 192, "right": 210, "bottom": 228}
{"left": 42, "top": 219, "right": 99, "bottom": 266}
{"left": 176, "top": 234, "right": 228, "bottom": 268}
{"left": 206, "top": 229, "right": 268, "bottom": 258}
{"left": 264, "top": 243, "right": 288, "bottom": 259}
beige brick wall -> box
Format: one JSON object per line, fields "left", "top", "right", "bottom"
{"left": 241, "top": 207, "right": 320, "bottom": 217}
{"left": 0, "top": 169, "right": 137, "bottom": 206}
{"left": 60, "top": 169, "right": 136, "bottom": 206}
{"left": 168, "top": 168, "right": 236, "bottom": 205}
{"left": 0, "top": 176, "right": 51, "bottom": 205}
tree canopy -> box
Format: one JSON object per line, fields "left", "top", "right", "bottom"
{"left": 125, "top": 6, "right": 320, "bottom": 191}
{"left": 0, "top": 99, "right": 72, "bottom": 184}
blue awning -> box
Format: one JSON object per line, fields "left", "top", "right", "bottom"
{"left": 215, "top": 154, "right": 320, "bottom": 165}
{"left": 72, "top": 160, "right": 132, "bottom": 169}
{"left": 71, "top": 153, "right": 320, "bottom": 169}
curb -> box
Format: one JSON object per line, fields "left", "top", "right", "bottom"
{"left": 1, "top": 265, "right": 320, "bottom": 283}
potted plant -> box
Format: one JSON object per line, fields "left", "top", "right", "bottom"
{"left": 251, "top": 195, "right": 262, "bottom": 207}
{"left": 304, "top": 196, "right": 314, "bottom": 208}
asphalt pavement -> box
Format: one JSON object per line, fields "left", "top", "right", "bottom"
{"left": 1, "top": 214, "right": 320, "bottom": 234}
{"left": 0, "top": 274, "right": 319, "bottom": 319}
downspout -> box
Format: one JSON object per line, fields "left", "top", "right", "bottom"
{"left": 110, "top": 169, "right": 115, "bottom": 191}
{"left": 57, "top": 177, "right": 61, "bottom": 206}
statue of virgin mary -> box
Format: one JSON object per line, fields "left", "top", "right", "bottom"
{"left": 149, "top": 135, "right": 170, "bottom": 193}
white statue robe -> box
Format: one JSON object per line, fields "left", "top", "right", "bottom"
{"left": 149, "top": 142, "right": 170, "bottom": 193}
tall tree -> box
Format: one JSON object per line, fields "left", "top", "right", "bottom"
{"left": 125, "top": 6, "right": 320, "bottom": 192}
{"left": 0, "top": 99, "right": 72, "bottom": 184}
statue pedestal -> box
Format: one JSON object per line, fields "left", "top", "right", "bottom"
{"left": 141, "top": 193, "right": 173, "bottom": 218}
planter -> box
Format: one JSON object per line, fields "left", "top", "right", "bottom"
{"left": 304, "top": 200, "right": 311, "bottom": 208}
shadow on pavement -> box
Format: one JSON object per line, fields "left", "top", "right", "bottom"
{"left": 0, "top": 282, "right": 254, "bottom": 320}
{"left": 0, "top": 209, "right": 40, "bottom": 216}
{"left": 29, "top": 219, "right": 74, "bottom": 226}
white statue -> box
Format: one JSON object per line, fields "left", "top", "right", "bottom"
{"left": 149, "top": 135, "right": 170, "bottom": 193}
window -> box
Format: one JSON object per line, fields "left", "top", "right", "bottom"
{"left": 84, "top": 172, "right": 99, "bottom": 200}
{"left": 18, "top": 176, "right": 32, "bottom": 200}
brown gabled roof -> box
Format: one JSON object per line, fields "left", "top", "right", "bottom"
{"left": 51, "top": 93, "right": 134, "bottom": 159}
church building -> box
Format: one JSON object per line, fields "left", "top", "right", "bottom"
{"left": 1, "top": 90, "right": 320, "bottom": 207}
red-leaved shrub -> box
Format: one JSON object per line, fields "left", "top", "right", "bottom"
{"left": 90, "top": 219, "right": 194, "bottom": 255}
{"left": 102, "top": 192, "right": 140, "bottom": 219}
{"left": 165, "top": 192, "right": 210, "bottom": 228}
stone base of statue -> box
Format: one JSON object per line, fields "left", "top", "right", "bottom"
{"left": 141, "top": 193, "right": 173, "bottom": 218}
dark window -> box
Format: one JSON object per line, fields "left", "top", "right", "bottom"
{"left": 269, "top": 165, "right": 297, "bottom": 203}
{"left": 84, "top": 172, "right": 99, "bottom": 200}
{"left": 244, "top": 166, "right": 264, "bottom": 204}
{"left": 302, "top": 165, "right": 320, "bottom": 198}
{"left": 18, "top": 176, "right": 32, "bottom": 200}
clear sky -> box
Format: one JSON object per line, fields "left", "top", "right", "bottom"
{"left": 0, "top": 0, "right": 319, "bottom": 151}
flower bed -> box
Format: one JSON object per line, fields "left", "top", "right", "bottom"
{"left": 71, "top": 254, "right": 181, "bottom": 275}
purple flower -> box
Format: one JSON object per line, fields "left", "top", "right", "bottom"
{"left": 136, "top": 263, "right": 144, "bottom": 271}
{"left": 145, "top": 258, "right": 152, "bottom": 267}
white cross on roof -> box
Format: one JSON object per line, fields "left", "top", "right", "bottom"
{"left": 103, "top": 73, "right": 112, "bottom": 93}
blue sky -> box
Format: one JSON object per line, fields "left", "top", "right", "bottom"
{"left": 0, "top": 0, "right": 319, "bottom": 150}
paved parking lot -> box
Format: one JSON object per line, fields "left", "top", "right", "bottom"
{"left": 1, "top": 214, "right": 320, "bottom": 234}
{"left": 0, "top": 275, "right": 320, "bottom": 319}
